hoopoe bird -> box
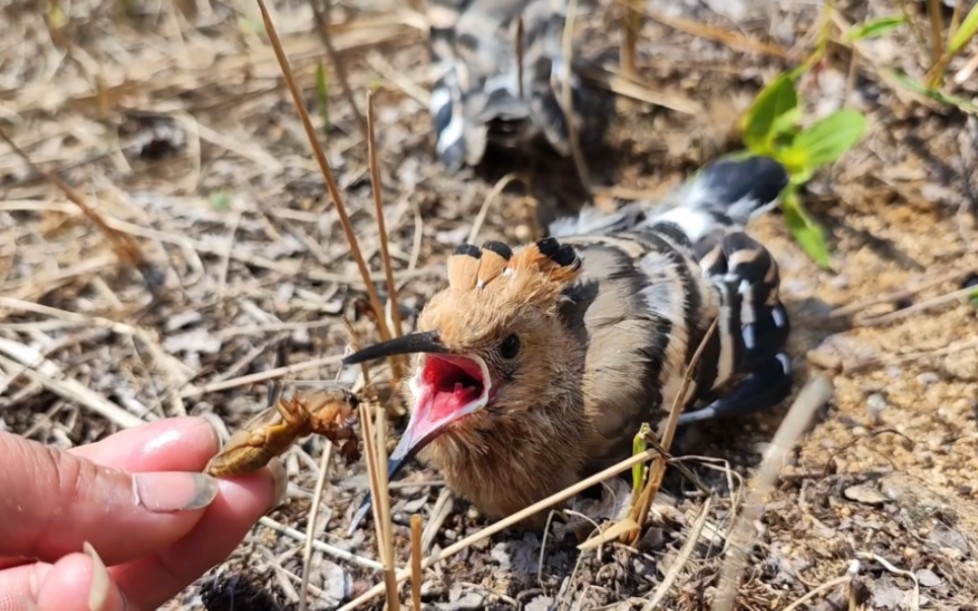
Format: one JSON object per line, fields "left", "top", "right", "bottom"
{"left": 345, "top": 155, "right": 793, "bottom": 527}
{"left": 427, "top": 0, "right": 582, "bottom": 169}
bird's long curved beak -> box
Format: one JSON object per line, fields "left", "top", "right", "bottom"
{"left": 342, "top": 331, "right": 449, "bottom": 366}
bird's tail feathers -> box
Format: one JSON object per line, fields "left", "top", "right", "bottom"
{"left": 549, "top": 155, "right": 788, "bottom": 242}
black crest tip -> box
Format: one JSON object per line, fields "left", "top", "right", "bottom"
{"left": 481, "top": 240, "right": 513, "bottom": 260}
{"left": 535, "top": 237, "right": 560, "bottom": 256}
{"left": 552, "top": 244, "right": 577, "bottom": 267}
{"left": 454, "top": 243, "right": 482, "bottom": 258}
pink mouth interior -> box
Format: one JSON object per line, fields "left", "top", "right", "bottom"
{"left": 420, "top": 355, "right": 485, "bottom": 422}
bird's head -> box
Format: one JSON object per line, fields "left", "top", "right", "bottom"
{"left": 343, "top": 236, "right": 583, "bottom": 480}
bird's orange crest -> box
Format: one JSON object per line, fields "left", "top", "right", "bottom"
{"left": 446, "top": 237, "right": 582, "bottom": 294}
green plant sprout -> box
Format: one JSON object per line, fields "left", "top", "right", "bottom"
{"left": 737, "top": 72, "right": 867, "bottom": 268}
{"left": 630, "top": 423, "right": 651, "bottom": 504}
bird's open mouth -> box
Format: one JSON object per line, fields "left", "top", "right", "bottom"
{"left": 340, "top": 331, "right": 492, "bottom": 531}
{"left": 414, "top": 354, "right": 489, "bottom": 431}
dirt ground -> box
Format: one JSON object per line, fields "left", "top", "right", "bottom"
{"left": 2, "top": 0, "right": 977, "bottom": 609}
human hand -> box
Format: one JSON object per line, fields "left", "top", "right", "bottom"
{"left": 0, "top": 417, "right": 286, "bottom": 611}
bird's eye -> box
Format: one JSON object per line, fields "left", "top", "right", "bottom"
{"left": 499, "top": 334, "right": 521, "bottom": 360}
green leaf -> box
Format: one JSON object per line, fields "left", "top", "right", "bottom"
{"left": 789, "top": 109, "right": 867, "bottom": 173}
{"left": 782, "top": 188, "right": 831, "bottom": 268}
{"left": 315, "top": 60, "right": 330, "bottom": 132}
{"left": 949, "top": 2, "right": 978, "bottom": 55}
{"left": 209, "top": 191, "right": 231, "bottom": 211}
{"left": 741, "top": 73, "right": 800, "bottom": 154}
{"left": 848, "top": 15, "right": 906, "bottom": 41}
{"left": 889, "top": 69, "right": 978, "bottom": 113}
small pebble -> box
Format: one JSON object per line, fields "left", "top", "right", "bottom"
{"left": 916, "top": 371, "right": 940, "bottom": 385}
{"left": 443, "top": 529, "right": 457, "bottom": 541}
{"left": 866, "top": 393, "right": 888, "bottom": 420}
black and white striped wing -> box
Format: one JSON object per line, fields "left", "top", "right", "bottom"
{"left": 427, "top": 0, "right": 578, "bottom": 169}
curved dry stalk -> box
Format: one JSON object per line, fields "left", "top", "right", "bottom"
{"left": 560, "top": 0, "right": 592, "bottom": 199}
{"left": 337, "top": 448, "right": 663, "bottom": 610}
{"left": 712, "top": 375, "right": 833, "bottom": 611}
{"left": 410, "top": 514, "right": 423, "bottom": 610}
{"left": 365, "top": 90, "right": 406, "bottom": 383}
{"left": 298, "top": 441, "right": 333, "bottom": 611}
{"left": 254, "top": 0, "right": 394, "bottom": 351}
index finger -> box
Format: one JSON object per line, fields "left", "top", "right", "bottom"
{"left": 0, "top": 432, "right": 218, "bottom": 566}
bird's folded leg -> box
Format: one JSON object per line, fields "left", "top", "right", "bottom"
{"left": 677, "top": 352, "right": 793, "bottom": 426}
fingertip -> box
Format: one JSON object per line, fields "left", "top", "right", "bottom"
{"left": 33, "top": 551, "right": 127, "bottom": 611}
{"left": 108, "top": 462, "right": 286, "bottom": 608}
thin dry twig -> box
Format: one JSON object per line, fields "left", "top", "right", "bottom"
{"left": 634, "top": 2, "right": 799, "bottom": 60}
{"left": 410, "top": 513, "right": 423, "bottom": 611}
{"left": 856, "top": 552, "right": 920, "bottom": 610}
{"left": 560, "top": 0, "right": 592, "bottom": 200}
{"left": 180, "top": 354, "right": 344, "bottom": 398}
{"left": 642, "top": 497, "right": 713, "bottom": 609}
{"left": 257, "top": 516, "right": 383, "bottom": 571}
{"left": 365, "top": 90, "right": 406, "bottom": 381}
{"left": 829, "top": 268, "right": 968, "bottom": 319}
{"left": 0, "top": 341, "right": 145, "bottom": 429}
{"left": 623, "top": 318, "right": 718, "bottom": 545}
{"left": 298, "top": 441, "right": 333, "bottom": 611}
{"left": 781, "top": 560, "right": 860, "bottom": 611}
{"left": 712, "top": 375, "right": 834, "bottom": 611}
{"left": 620, "top": 0, "right": 641, "bottom": 78}
{"left": 856, "top": 285, "right": 978, "bottom": 327}
{"left": 467, "top": 173, "right": 522, "bottom": 244}
{"left": 358, "top": 401, "right": 399, "bottom": 610}
{"left": 254, "top": 0, "right": 395, "bottom": 351}
{"left": 0, "top": 126, "right": 160, "bottom": 294}
{"left": 307, "top": 0, "right": 367, "bottom": 140}
{"left": 337, "top": 448, "right": 663, "bottom": 610}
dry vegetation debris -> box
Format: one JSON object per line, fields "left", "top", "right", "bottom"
{"left": 2, "top": 0, "right": 978, "bottom": 609}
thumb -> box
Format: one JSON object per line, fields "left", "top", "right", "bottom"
{"left": 28, "top": 543, "right": 131, "bottom": 611}
{"left": 0, "top": 432, "right": 218, "bottom": 566}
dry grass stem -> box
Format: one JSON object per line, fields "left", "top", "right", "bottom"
{"left": 561, "top": 0, "right": 592, "bottom": 200}
{"left": 0, "top": 126, "right": 158, "bottom": 293}
{"left": 180, "top": 354, "right": 344, "bottom": 398}
{"left": 366, "top": 90, "right": 406, "bottom": 381}
{"left": 0, "top": 343, "right": 144, "bottom": 429}
{"left": 620, "top": 0, "right": 641, "bottom": 77}
{"left": 308, "top": 0, "right": 367, "bottom": 139}
{"left": 337, "top": 448, "right": 662, "bottom": 610}
{"left": 856, "top": 552, "right": 920, "bottom": 610}
{"left": 857, "top": 284, "right": 978, "bottom": 326}
{"left": 258, "top": 516, "right": 384, "bottom": 571}
{"left": 643, "top": 496, "right": 713, "bottom": 609}
{"left": 636, "top": 3, "right": 798, "bottom": 60}
{"left": 712, "top": 375, "right": 834, "bottom": 611}
{"left": 573, "top": 63, "right": 701, "bottom": 114}
{"left": 781, "top": 561, "right": 859, "bottom": 611}
{"left": 467, "top": 173, "right": 521, "bottom": 244}
{"left": 829, "top": 268, "right": 968, "bottom": 319}
{"left": 358, "top": 401, "right": 399, "bottom": 610}
{"left": 254, "top": 0, "right": 395, "bottom": 350}
{"left": 298, "top": 441, "right": 333, "bottom": 611}
{"left": 926, "top": 0, "right": 944, "bottom": 66}
{"left": 410, "top": 513, "right": 423, "bottom": 611}
{"left": 622, "top": 318, "right": 718, "bottom": 545}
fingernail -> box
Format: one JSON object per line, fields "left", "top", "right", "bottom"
{"left": 268, "top": 458, "right": 287, "bottom": 510}
{"left": 83, "top": 542, "right": 110, "bottom": 611}
{"left": 133, "top": 471, "right": 218, "bottom": 512}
